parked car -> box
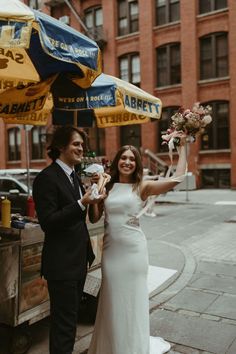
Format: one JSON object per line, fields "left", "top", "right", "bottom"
{"left": 0, "top": 169, "right": 40, "bottom": 215}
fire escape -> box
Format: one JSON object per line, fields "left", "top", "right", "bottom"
{"left": 44, "top": 0, "right": 107, "bottom": 49}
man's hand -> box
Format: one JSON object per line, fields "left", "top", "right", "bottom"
{"left": 90, "top": 172, "right": 111, "bottom": 194}
{"left": 90, "top": 173, "right": 100, "bottom": 184}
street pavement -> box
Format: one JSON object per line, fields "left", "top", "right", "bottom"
{"left": 1, "top": 189, "right": 236, "bottom": 354}
{"left": 147, "top": 189, "right": 236, "bottom": 354}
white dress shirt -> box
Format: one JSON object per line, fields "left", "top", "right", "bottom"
{"left": 56, "top": 159, "right": 86, "bottom": 211}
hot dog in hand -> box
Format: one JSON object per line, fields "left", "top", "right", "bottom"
{"left": 97, "top": 173, "right": 111, "bottom": 193}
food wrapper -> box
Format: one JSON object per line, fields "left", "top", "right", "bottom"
{"left": 84, "top": 164, "right": 104, "bottom": 175}
{"left": 89, "top": 172, "right": 111, "bottom": 200}
{"left": 97, "top": 172, "right": 111, "bottom": 193}
{"left": 89, "top": 183, "right": 101, "bottom": 200}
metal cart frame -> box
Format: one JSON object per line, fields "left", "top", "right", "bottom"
{"left": 0, "top": 221, "right": 103, "bottom": 352}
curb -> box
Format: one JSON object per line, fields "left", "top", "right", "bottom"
{"left": 75, "top": 242, "right": 197, "bottom": 354}
{"left": 149, "top": 241, "right": 197, "bottom": 311}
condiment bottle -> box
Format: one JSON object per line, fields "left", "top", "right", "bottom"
{"left": 26, "top": 196, "right": 35, "bottom": 218}
{"left": 1, "top": 197, "right": 11, "bottom": 228}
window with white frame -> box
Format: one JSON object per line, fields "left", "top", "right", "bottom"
{"left": 200, "top": 32, "right": 228, "bottom": 80}
{"left": 118, "top": 0, "right": 139, "bottom": 36}
{"left": 85, "top": 7, "right": 103, "bottom": 31}
{"left": 199, "top": 0, "right": 227, "bottom": 14}
{"left": 85, "top": 126, "right": 105, "bottom": 157}
{"left": 31, "top": 126, "right": 46, "bottom": 160}
{"left": 156, "top": 0, "right": 180, "bottom": 26}
{"left": 119, "top": 53, "right": 140, "bottom": 86}
{"left": 157, "top": 43, "right": 181, "bottom": 87}
{"left": 201, "top": 101, "right": 229, "bottom": 150}
{"left": 8, "top": 128, "right": 21, "bottom": 161}
{"left": 28, "top": 0, "right": 43, "bottom": 10}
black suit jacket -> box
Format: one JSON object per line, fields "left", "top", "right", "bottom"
{"left": 33, "top": 162, "right": 95, "bottom": 281}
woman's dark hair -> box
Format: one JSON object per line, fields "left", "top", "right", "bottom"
{"left": 47, "top": 125, "right": 88, "bottom": 161}
{"left": 107, "top": 145, "right": 143, "bottom": 191}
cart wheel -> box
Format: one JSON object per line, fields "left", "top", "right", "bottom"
{"left": 0, "top": 323, "right": 12, "bottom": 353}
{"left": 10, "top": 326, "right": 32, "bottom": 354}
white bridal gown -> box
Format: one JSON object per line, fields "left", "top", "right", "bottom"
{"left": 88, "top": 183, "right": 170, "bottom": 354}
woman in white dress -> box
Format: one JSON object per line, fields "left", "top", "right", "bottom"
{"left": 88, "top": 134, "right": 187, "bottom": 354}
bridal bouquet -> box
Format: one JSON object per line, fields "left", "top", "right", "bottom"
{"left": 161, "top": 102, "right": 212, "bottom": 148}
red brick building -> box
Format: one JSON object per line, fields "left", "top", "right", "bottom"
{"left": 0, "top": 0, "right": 235, "bottom": 189}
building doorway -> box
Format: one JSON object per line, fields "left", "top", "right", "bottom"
{"left": 201, "top": 169, "right": 231, "bottom": 188}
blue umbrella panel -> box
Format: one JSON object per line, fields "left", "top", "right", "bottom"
{"left": 0, "top": 6, "right": 101, "bottom": 88}
{"left": 52, "top": 74, "right": 161, "bottom": 128}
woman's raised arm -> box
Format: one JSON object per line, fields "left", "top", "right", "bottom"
{"left": 140, "top": 136, "right": 187, "bottom": 200}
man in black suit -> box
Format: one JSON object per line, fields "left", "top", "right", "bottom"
{"left": 33, "top": 126, "right": 104, "bottom": 354}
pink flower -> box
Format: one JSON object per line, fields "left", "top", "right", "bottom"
{"left": 161, "top": 133, "right": 172, "bottom": 142}
{"left": 183, "top": 109, "right": 191, "bottom": 115}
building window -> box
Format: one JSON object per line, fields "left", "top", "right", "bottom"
{"left": 120, "top": 125, "right": 141, "bottom": 149}
{"left": 31, "top": 126, "right": 46, "bottom": 160}
{"left": 157, "top": 43, "right": 181, "bottom": 87}
{"left": 156, "top": 0, "right": 180, "bottom": 26}
{"left": 85, "top": 127, "right": 105, "bottom": 156}
{"left": 199, "top": 0, "right": 227, "bottom": 14}
{"left": 84, "top": 6, "right": 106, "bottom": 48}
{"left": 200, "top": 32, "right": 228, "bottom": 80}
{"left": 85, "top": 6, "right": 103, "bottom": 34}
{"left": 8, "top": 128, "right": 21, "bottom": 161}
{"left": 118, "top": 0, "right": 139, "bottom": 36}
{"left": 201, "top": 101, "right": 229, "bottom": 150}
{"left": 28, "top": 0, "right": 42, "bottom": 9}
{"left": 119, "top": 53, "right": 140, "bottom": 85}
{"left": 158, "top": 106, "right": 179, "bottom": 152}
{"left": 201, "top": 169, "right": 230, "bottom": 188}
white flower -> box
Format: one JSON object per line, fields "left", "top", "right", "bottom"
{"left": 201, "top": 115, "right": 212, "bottom": 126}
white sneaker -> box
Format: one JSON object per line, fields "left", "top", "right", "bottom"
{"left": 144, "top": 211, "right": 156, "bottom": 217}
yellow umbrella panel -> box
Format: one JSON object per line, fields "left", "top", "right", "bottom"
{"left": 0, "top": 75, "right": 55, "bottom": 125}
{"left": 0, "top": 0, "right": 102, "bottom": 88}
{"left": 0, "top": 74, "right": 161, "bottom": 128}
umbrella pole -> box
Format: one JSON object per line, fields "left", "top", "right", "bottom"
{"left": 24, "top": 126, "right": 31, "bottom": 197}
{"left": 74, "top": 111, "right": 77, "bottom": 127}
{"left": 185, "top": 142, "right": 189, "bottom": 202}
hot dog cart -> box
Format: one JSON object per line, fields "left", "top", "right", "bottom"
{"left": 0, "top": 220, "right": 103, "bottom": 352}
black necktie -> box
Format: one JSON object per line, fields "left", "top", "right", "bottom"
{"left": 70, "top": 171, "right": 81, "bottom": 198}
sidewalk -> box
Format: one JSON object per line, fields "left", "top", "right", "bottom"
{"left": 156, "top": 188, "right": 236, "bottom": 205}
{"left": 2, "top": 189, "right": 236, "bottom": 354}
{"left": 148, "top": 189, "right": 236, "bottom": 354}
{"left": 73, "top": 189, "right": 236, "bottom": 354}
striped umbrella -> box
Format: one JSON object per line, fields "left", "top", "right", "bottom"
{"left": 52, "top": 73, "right": 162, "bottom": 128}
{"left": 0, "top": 0, "right": 102, "bottom": 125}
